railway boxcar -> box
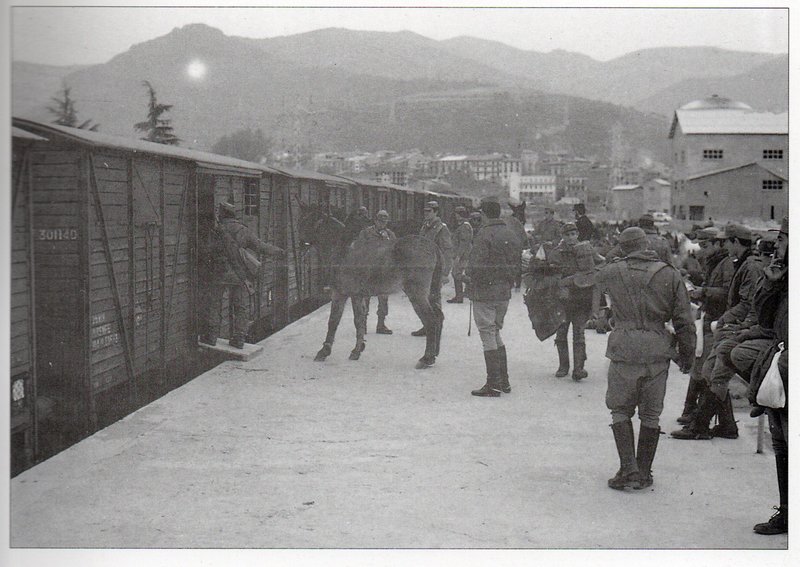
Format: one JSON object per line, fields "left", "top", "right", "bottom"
{"left": 11, "top": 118, "right": 290, "bottom": 462}
{"left": 11, "top": 127, "right": 47, "bottom": 474}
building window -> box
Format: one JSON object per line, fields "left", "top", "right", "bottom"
{"left": 763, "top": 149, "right": 784, "bottom": 160}
{"left": 689, "top": 206, "right": 705, "bottom": 221}
{"left": 762, "top": 179, "right": 784, "bottom": 191}
{"left": 244, "top": 180, "right": 259, "bottom": 216}
{"left": 702, "top": 149, "right": 723, "bottom": 160}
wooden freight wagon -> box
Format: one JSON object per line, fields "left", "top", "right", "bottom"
{"left": 10, "top": 127, "right": 47, "bottom": 474}
{"left": 269, "top": 167, "right": 356, "bottom": 322}
{"left": 12, "top": 118, "right": 288, "bottom": 460}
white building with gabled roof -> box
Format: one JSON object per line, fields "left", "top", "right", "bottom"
{"left": 669, "top": 94, "right": 788, "bottom": 223}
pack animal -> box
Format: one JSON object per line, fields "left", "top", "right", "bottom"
{"left": 299, "top": 204, "right": 444, "bottom": 369}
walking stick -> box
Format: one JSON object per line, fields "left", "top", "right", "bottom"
{"left": 468, "top": 299, "right": 472, "bottom": 336}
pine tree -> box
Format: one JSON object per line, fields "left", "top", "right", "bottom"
{"left": 47, "top": 82, "right": 99, "bottom": 131}
{"left": 134, "top": 80, "right": 180, "bottom": 145}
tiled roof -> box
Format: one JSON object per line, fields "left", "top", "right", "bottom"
{"left": 671, "top": 109, "right": 788, "bottom": 136}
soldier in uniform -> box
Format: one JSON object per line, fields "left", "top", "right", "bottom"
{"left": 573, "top": 203, "right": 596, "bottom": 242}
{"left": 550, "top": 222, "right": 604, "bottom": 380}
{"left": 534, "top": 207, "right": 561, "bottom": 245}
{"left": 638, "top": 213, "right": 674, "bottom": 265}
{"left": 595, "top": 227, "right": 695, "bottom": 490}
{"left": 344, "top": 205, "right": 372, "bottom": 244}
{"left": 447, "top": 206, "right": 473, "bottom": 304}
{"left": 672, "top": 223, "right": 761, "bottom": 440}
{"left": 675, "top": 227, "right": 732, "bottom": 425}
{"left": 464, "top": 197, "right": 522, "bottom": 397}
{"left": 356, "top": 209, "right": 396, "bottom": 334}
{"left": 468, "top": 211, "right": 482, "bottom": 231}
{"left": 201, "top": 201, "right": 286, "bottom": 349}
{"left": 412, "top": 201, "right": 453, "bottom": 337}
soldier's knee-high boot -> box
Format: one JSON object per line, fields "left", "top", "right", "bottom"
{"left": 472, "top": 350, "right": 502, "bottom": 397}
{"left": 497, "top": 345, "right": 510, "bottom": 393}
{"left": 710, "top": 392, "right": 738, "bottom": 439}
{"left": 555, "top": 340, "right": 570, "bottom": 377}
{"left": 677, "top": 379, "right": 703, "bottom": 424}
{"left": 572, "top": 340, "right": 588, "bottom": 381}
{"left": 635, "top": 425, "right": 660, "bottom": 489}
{"left": 608, "top": 421, "right": 641, "bottom": 490}
{"left": 671, "top": 391, "right": 720, "bottom": 440}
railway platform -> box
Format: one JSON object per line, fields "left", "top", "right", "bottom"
{"left": 8, "top": 285, "right": 788, "bottom": 555}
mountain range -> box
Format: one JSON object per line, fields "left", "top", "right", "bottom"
{"left": 12, "top": 23, "right": 787, "bottom": 163}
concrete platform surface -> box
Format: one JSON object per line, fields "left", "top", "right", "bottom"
{"left": 6, "top": 285, "right": 793, "bottom": 565}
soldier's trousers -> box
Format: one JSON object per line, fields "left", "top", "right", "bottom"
{"left": 205, "top": 282, "right": 250, "bottom": 340}
{"left": 729, "top": 338, "right": 773, "bottom": 382}
{"left": 702, "top": 327, "right": 744, "bottom": 400}
{"left": 473, "top": 299, "right": 509, "bottom": 351}
{"left": 555, "top": 294, "right": 591, "bottom": 349}
{"left": 606, "top": 360, "right": 670, "bottom": 429}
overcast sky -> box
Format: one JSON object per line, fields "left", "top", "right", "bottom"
{"left": 9, "top": 2, "right": 789, "bottom": 67}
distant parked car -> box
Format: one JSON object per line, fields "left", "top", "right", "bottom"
{"left": 652, "top": 212, "right": 672, "bottom": 224}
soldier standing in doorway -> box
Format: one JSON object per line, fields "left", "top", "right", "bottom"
{"left": 201, "top": 200, "right": 286, "bottom": 349}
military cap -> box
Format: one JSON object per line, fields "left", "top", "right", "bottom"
{"left": 455, "top": 205, "right": 467, "bottom": 214}
{"left": 358, "top": 205, "right": 368, "bottom": 214}
{"left": 638, "top": 213, "right": 655, "bottom": 227}
{"left": 561, "top": 222, "right": 578, "bottom": 234}
{"left": 618, "top": 226, "right": 647, "bottom": 244}
{"left": 694, "top": 227, "right": 721, "bottom": 241}
{"left": 470, "top": 212, "right": 482, "bottom": 220}
{"left": 218, "top": 201, "right": 235, "bottom": 215}
{"left": 376, "top": 209, "right": 389, "bottom": 219}
{"left": 573, "top": 203, "right": 586, "bottom": 213}
{"left": 724, "top": 223, "right": 753, "bottom": 242}
{"left": 425, "top": 200, "right": 439, "bottom": 210}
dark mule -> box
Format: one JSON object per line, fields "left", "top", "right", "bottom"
{"left": 299, "top": 205, "right": 444, "bottom": 369}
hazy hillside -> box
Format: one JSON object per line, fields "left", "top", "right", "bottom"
{"left": 633, "top": 54, "right": 789, "bottom": 116}
{"left": 252, "top": 28, "right": 523, "bottom": 86}
{"left": 439, "top": 38, "right": 783, "bottom": 110}
{"left": 12, "top": 61, "right": 89, "bottom": 119}
{"left": 11, "top": 24, "right": 669, "bottom": 160}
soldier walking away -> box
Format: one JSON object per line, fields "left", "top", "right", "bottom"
{"left": 356, "top": 209, "right": 397, "bottom": 334}
{"left": 573, "top": 203, "right": 596, "bottom": 242}
{"left": 344, "top": 205, "right": 373, "bottom": 245}
{"left": 447, "top": 206, "right": 473, "bottom": 304}
{"left": 595, "top": 227, "right": 695, "bottom": 490}
{"left": 411, "top": 201, "right": 453, "bottom": 337}
{"left": 464, "top": 197, "right": 522, "bottom": 397}
{"left": 550, "top": 222, "right": 604, "bottom": 380}
{"left": 201, "top": 201, "right": 286, "bottom": 349}
{"left": 638, "top": 213, "right": 674, "bottom": 265}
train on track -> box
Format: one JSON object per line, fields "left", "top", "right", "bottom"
{"left": 10, "top": 117, "right": 475, "bottom": 474}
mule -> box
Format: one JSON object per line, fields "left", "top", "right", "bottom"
{"left": 298, "top": 205, "right": 444, "bottom": 369}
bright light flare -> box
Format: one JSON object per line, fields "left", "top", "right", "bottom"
{"left": 186, "top": 60, "right": 207, "bottom": 80}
